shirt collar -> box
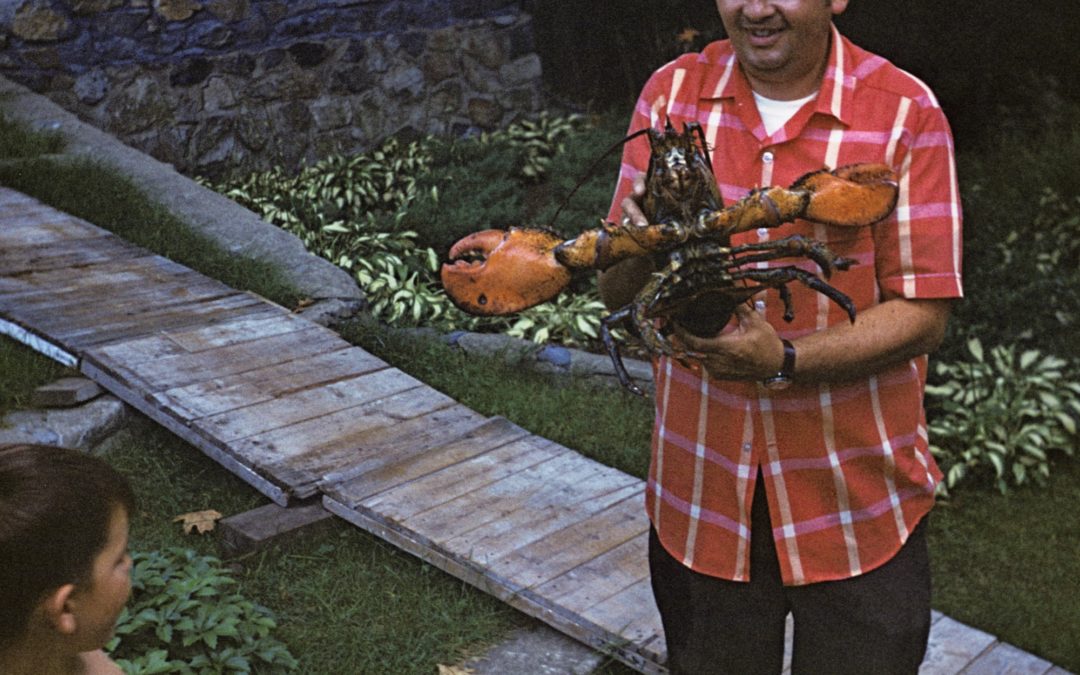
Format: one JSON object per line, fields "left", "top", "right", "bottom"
{"left": 705, "top": 24, "right": 854, "bottom": 128}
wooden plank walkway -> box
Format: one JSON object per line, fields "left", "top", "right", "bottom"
{"left": 0, "top": 186, "right": 1068, "bottom": 675}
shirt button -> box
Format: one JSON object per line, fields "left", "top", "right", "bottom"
{"left": 742, "top": 442, "right": 752, "bottom": 453}
{"left": 754, "top": 300, "right": 766, "bottom": 311}
{"left": 756, "top": 227, "right": 769, "bottom": 238}
{"left": 762, "top": 151, "right": 774, "bottom": 163}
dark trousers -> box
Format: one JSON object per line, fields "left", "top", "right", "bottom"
{"left": 648, "top": 475, "right": 932, "bottom": 675}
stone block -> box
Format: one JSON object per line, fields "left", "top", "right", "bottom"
{"left": 12, "top": 0, "right": 73, "bottom": 42}
{"left": 153, "top": 0, "right": 202, "bottom": 22}
{"left": 31, "top": 377, "right": 104, "bottom": 408}
{"left": 218, "top": 501, "right": 333, "bottom": 556}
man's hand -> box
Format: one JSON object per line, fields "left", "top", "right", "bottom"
{"left": 620, "top": 174, "right": 649, "bottom": 227}
{"left": 671, "top": 298, "right": 952, "bottom": 385}
{"left": 672, "top": 304, "right": 786, "bottom": 381}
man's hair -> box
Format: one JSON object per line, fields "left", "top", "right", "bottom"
{"left": 0, "top": 444, "right": 135, "bottom": 648}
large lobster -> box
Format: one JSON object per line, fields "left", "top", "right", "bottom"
{"left": 441, "top": 121, "right": 899, "bottom": 395}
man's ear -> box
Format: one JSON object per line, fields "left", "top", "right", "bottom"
{"left": 40, "top": 584, "right": 79, "bottom": 635}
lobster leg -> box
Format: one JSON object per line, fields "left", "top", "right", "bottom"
{"left": 599, "top": 306, "right": 646, "bottom": 396}
{"left": 728, "top": 266, "right": 857, "bottom": 323}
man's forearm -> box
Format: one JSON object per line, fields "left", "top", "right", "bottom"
{"left": 673, "top": 297, "right": 953, "bottom": 384}
{"left": 788, "top": 297, "right": 952, "bottom": 383}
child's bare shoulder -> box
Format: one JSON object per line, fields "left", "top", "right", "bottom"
{"left": 78, "top": 649, "right": 123, "bottom": 674}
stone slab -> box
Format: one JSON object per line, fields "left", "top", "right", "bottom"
{"left": 0, "top": 394, "right": 127, "bottom": 450}
{"left": 457, "top": 622, "right": 606, "bottom": 675}
{"left": 218, "top": 501, "right": 334, "bottom": 556}
{"left": 31, "top": 376, "right": 104, "bottom": 407}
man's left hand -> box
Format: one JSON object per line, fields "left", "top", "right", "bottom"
{"left": 672, "top": 303, "right": 785, "bottom": 381}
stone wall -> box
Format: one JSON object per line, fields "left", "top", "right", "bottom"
{"left": 0, "top": 0, "right": 544, "bottom": 176}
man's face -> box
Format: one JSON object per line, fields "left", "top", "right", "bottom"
{"left": 715, "top": 0, "right": 848, "bottom": 99}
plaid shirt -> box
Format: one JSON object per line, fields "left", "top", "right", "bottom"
{"left": 607, "top": 27, "right": 963, "bottom": 585}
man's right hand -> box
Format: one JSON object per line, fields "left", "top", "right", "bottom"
{"left": 619, "top": 174, "right": 649, "bottom": 227}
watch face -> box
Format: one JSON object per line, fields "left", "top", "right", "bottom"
{"left": 764, "top": 376, "right": 792, "bottom": 391}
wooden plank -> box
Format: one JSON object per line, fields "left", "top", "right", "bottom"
{"left": 577, "top": 577, "right": 663, "bottom": 648}
{"left": 227, "top": 384, "right": 457, "bottom": 467}
{"left": 919, "top": 616, "right": 997, "bottom": 675}
{"left": 0, "top": 209, "right": 105, "bottom": 244}
{"left": 194, "top": 367, "right": 427, "bottom": 442}
{"left": 83, "top": 322, "right": 345, "bottom": 392}
{"left": 0, "top": 258, "right": 185, "bottom": 299}
{"left": 488, "top": 492, "right": 649, "bottom": 591}
{"left": 56, "top": 295, "right": 275, "bottom": 350}
{"left": 265, "top": 403, "right": 489, "bottom": 500}
{"left": 960, "top": 642, "right": 1054, "bottom": 675}
{"left": 318, "top": 416, "right": 530, "bottom": 503}
{"left": 17, "top": 287, "right": 257, "bottom": 347}
{"left": 438, "top": 469, "right": 642, "bottom": 565}
{"left": 354, "top": 435, "right": 573, "bottom": 520}
{"left": 393, "top": 450, "right": 607, "bottom": 544}
{"left": 0, "top": 233, "right": 141, "bottom": 275}
{"left": 153, "top": 346, "right": 389, "bottom": 420}
{"left": 84, "top": 306, "right": 311, "bottom": 365}
{"left": 9, "top": 273, "right": 235, "bottom": 327}
{"left": 531, "top": 533, "right": 650, "bottom": 614}
{"left": 0, "top": 258, "right": 174, "bottom": 300}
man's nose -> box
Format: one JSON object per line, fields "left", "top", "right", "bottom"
{"left": 741, "top": 0, "right": 778, "bottom": 21}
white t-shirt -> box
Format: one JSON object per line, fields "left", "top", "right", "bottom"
{"left": 752, "top": 90, "right": 817, "bottom": 136}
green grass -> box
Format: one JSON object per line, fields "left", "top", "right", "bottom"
{"left": 0, "top": 113, "right": 65, "bottom": 159}
{"left": 0, "top": 338, "right": 75, "bottom": 417}
{"left": 928, "top": 461, "right": 1080, "bottom": 670}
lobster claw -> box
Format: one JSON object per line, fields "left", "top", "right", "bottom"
{"left": 798, "top": 163, "right": 899, "bottom": 227}
{"left": 441, "top": 228, "right": 571, "bottom": 315}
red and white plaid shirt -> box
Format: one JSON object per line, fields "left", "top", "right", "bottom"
{"left": 607, "top": 26, "right": 963, "bottom": 585}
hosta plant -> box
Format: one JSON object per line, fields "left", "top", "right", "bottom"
{"left": 926, "top": 338, "right": 1080, "bottom": 494}
{"left": 108, "top": 548, "right": 297, "bottom": 673}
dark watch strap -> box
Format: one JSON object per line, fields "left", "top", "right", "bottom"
{"left": 763, "top": 338, "right": 796, "bottom": 390}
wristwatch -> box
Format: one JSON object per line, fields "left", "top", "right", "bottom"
{"left": 763, "top": 338, "right": 796, "bottom": 390}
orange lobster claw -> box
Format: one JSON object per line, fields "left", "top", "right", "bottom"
{"left": 441, "top": 228, "right": 571, "bottom": 315}
{"left": 799, "top": 163, "right": 899, "bottom": 227}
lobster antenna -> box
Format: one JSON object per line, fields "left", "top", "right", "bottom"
{"left": 548, "top": 127, "right": 652, "bottom": 229}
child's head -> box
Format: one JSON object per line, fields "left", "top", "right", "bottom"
{"left": 0, "top": 443, "right": 135, "bottom": 652}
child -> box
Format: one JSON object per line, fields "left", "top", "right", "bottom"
{"left": 0, "top": 443, "right": 135, "bottom": 674}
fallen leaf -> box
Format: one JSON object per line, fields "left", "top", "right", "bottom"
{"left": 173, "top": 509, "right": 223, "bottom": 535}
{"left": 676, "top": 27, "right": 701, "bottom": 44}
{"left": 436, "top": 665, "right": 475, "bottom": 675}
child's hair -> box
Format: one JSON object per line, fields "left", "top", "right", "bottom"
{"left": 0, "top": 443, "right": 135, "bottom": 648}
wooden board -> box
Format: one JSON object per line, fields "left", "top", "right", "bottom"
{"left": 152, "top": 346, "right": 389, "bottom": 420}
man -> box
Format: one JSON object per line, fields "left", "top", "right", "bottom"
{"left": 599, "top": 1, "right": 962, "bottom": 673}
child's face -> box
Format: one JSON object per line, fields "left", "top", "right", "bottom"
{"left": 71, "top": 506, "right": 131, "bottom": 651}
